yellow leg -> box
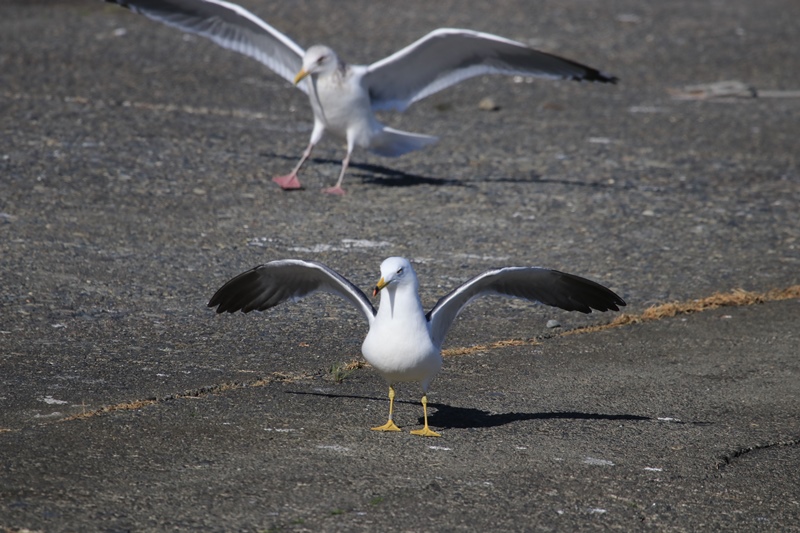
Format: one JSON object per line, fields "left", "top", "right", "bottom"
{"left": 371, "top": 385, "right": 401, "bottom": 432}
{"left": 410, "top": 394, "right": 441, "bottom": 437}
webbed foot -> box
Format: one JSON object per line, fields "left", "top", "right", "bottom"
{"left": 371, "top": 420, "right": 401, "bottom": 432}
{"left": 410, "top": 426, "right": 441, "bottom": 437}
{"left": 272, "top": 174, "right": 303, "bottom": 190}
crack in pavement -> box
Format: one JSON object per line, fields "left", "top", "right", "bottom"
{"left": 57, "top": 371, "right": 313, "bottom": 423}
{"left": 563, "top": 284, "right": 800, "bottom": 336}
{"left": 444, "top": 285, "right": 800, "bottom": 356}
{"left": 715, "top": 437, "right": 800, "bottom": 469}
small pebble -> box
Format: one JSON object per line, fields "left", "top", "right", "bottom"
{"left": 546, "top": 319, "right": 561, "bottom": 329}
{"left": 478, "top": 97, "right": 500, "bottom": 111}
{"left": 616, "top": 13, "right": 642, "bottom": 24}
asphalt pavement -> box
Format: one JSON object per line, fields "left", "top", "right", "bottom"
{"left": 1, "top": 0, "right": 798, "bottom": 531}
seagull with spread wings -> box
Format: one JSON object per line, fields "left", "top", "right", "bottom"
{"left": 107, "top": 0, "right": 618, "bottom": 194}
{"left": 208, "top": 257, "right": 625, "bottom": 436}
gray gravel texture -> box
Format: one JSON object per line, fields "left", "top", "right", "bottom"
{"left": 1, "top": 0, "right": 798, "bottom": 531}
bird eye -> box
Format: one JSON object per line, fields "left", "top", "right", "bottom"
{"left": 317, "top": 56, "right": 326, "bottom": 64}
{"left": 396, "top": 268, "right": 403, "bottom": 274}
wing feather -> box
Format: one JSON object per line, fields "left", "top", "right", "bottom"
{"left": 106, "top": 0, "right": 307, "bottom": 91}
{"left": 365, "top": 28, "right": 617, "bottom": 112}
{"left": 208, "top": 259, "right": 376, "bottom": 325}
{"left": 426, "top": 267, "right": 624, "bottom": 347}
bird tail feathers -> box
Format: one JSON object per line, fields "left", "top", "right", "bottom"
{"left": 368, "top": 127, "right": 438, "bottom": 157}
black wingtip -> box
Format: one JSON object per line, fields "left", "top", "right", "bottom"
{"left": 558, "top": 270, "right": 626, "bottom": 313}
{"left": 605, "top": 294, "right": 627, "bottom": 312}
{"left": 206, "top": 296, "right": 228, "bottom": 314}
{"left": 207, "top": 290, "right": 249, "bottom": 315}
{"left": 578, "top": 70, "right": 619, "bottom": 84}
{"left": 207, "top": 276, "right": 249, "bottom": 315}
{"left": 594, "top": 291, "right": 626, "bottom": 313}
{"left": 207, "top": 297, "right": 225, "bottom": 313}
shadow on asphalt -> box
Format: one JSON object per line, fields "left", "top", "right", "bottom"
{"left": 261, "top": 151, "right": 630, "bottom": 189}
{"left": 260, "top": 152, "right": 467, "bottom": 188}
{"left": 427, "top": 405, "right": 654, "bottom": 430}
{"left": 287, "top": 390, "right": 657, "bottom": 430}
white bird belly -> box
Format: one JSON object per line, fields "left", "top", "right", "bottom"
{"left": 361, "top": 322, "right": 441, "bottom": 385}
{"left": 312, "top": 75, "right": 379, "bottom": 147}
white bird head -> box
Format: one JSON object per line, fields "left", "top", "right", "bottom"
{"left": 294, "top": 45, "right": 339, "bottom": 84}
{"left": 372, "top": 257, "right": 416, "bottom": 297}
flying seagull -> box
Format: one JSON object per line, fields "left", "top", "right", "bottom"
{"left": 106, "top": 0, "right": 618, "bottom": 194}
{"left": 208, "top": 257, "right": 625, "bottom": 436}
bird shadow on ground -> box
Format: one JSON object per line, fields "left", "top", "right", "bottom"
{"left": 426, "top": 403, "right": 653, "bottom": 429}
{"left": 287, "top": 390, "right": 658, "bottom": 430}
{"left": 355, "top": 164, "right": 469, "bottom": 188}
{"left": 260, "top": 152, "right": 467, "bottom": 188}
{"left": 260, "top": 152, "right": 630, "bottom": 189}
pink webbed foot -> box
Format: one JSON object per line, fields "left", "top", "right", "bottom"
{"left": 272, "top": 174, "right": 303, "bottom": 190}
{"left": 322, "top": 186, "right": 346, "bottom": 196}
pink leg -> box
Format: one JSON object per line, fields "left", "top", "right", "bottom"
{"left": 322, "top": 150, "right": 351, "bottom": 196}
{"left": 273, "top": 142, "right": 314, "bottom": 190}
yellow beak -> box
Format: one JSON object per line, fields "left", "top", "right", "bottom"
{"left": 293, "top": 68, "right": 310, "bottom": 85}
{"left": 372, "top": 277, "right": 387, "bottom": 297}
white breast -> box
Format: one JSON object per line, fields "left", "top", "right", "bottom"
{"left": 361, "top": 286, "right": 442, "bottom": 387}
{"left": 310, "top": 67, "right": 380, "bottom": 147}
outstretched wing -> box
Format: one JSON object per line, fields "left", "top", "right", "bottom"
{"left": 106, "top": 0, "right": 307, "bottom": 92}
{"left": 208, "top": 259, "right": 376, "bottom": 325}
{"left": 364, "top": 28, "right": 617, "bottom": 112}
{"left": 426, "top": 267, "right": 625, "bottom": 347}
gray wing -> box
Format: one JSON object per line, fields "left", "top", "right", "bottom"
{"left": 364, "top": 28, "right": 617, "bottom": 112}
{"left": 426, "top": 267, "right": 625, "bottom": 347}
{"left": 106, "top": 0, "right": 307, "bottom": 92}
{"left": 208, "top": 259, "right": 376, "bottom": 325}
